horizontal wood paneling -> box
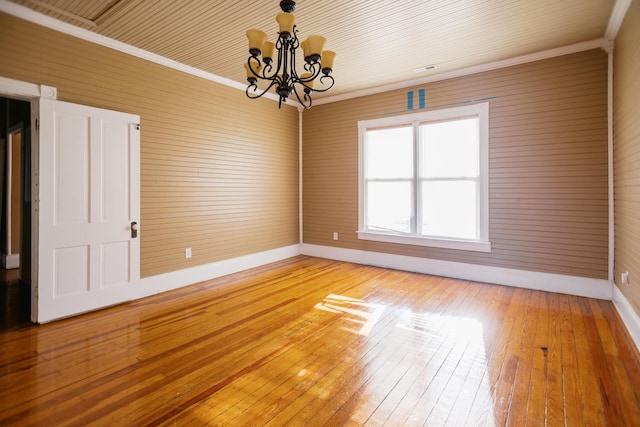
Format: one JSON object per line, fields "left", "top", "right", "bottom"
{"left": 613, "top": 0, "right": 640, "bottom": 316}
{"left": 0, "top": 12, "right": 299, "bottom": 278}
{"left": 303, "top": 49, "right": 608, "bottom": 279}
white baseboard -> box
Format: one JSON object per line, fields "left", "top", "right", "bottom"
{"left": 137, "top": 242, "right": 615, "bottom": 302}
{"left": 2, "top": 253, "right": 20, "bottom": 269}
{"left": 300, "top": 244, "right": 613, "bottom": 300}
{"left": 132, "top": 243, "right": 638, "bottom": 354}
{"left": 137, "top": 244, "right": 301, "bottom": 299}
{"left": 40, "top": 239, "right": 639, "bottom": 353}
{"left": 613, "top": 286, "right": 640, "bottom": 352}
{"left": 38, "top": 238, "right": 635, "bottom": 350}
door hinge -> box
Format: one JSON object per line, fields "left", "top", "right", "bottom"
{"left": 35, "top": 117, "right": 39, "bottom": 131}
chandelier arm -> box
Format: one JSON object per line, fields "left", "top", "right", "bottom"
{"left": 246, "top": 79, "right": 279, "bottom": 100}
{"left": 302, "top": 61, "right": 321, "bottom": 75}
{"left": 283, "top": 34, "right": 292, "bottom": 84}
{"left": 308, "top": 74, "right": 335, "bottom": 93}
{"left": 275, "top": 33, "right": 288, "bottom": 79}
{"left": 291, "top": 53, "right": 314, "bottom": 80}
{"left": 247, "top": 56, "right": 263, "bottom": 78}
{"left": 291, "top": 27, "right": 300, "bottom": 49}
{"left": 288, "top": 27, "right": 301, "bottom": 86}
{"left": 294, "top": 62, "right": 321, "bottom": 91}
{"left": 283, "top": 27, "right": 299, "bottom": 86}
{"left": 291, "top": 84, "right": 312, "bottom": 109}
{"left": 262, "top": 61, "right": 275, "bottom": 79}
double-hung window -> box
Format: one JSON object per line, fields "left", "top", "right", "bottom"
{"left": 358, "top": 102, "right": 490, "bottom": 252}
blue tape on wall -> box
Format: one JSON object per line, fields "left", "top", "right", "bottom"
{"left": 418, "top": 89, "right": 425, "bottom": 109}
{"left": 407, "top": 91, "right": 414, "bottom": 110}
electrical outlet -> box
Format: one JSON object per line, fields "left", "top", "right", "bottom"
{"left": 185, "top": 247, "right": 192, "bottom": 259}
{"left": 333, "top": 232, "right": 338, "bottom": 241}
{"left": 621, "top": 271, "right": 629, "bottom": 286}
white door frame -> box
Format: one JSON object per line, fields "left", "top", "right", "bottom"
{"left": 0, "top": 76, "right": 57, "bottom": 322}
{"left": 5, "top": 124, "right": 23, "bottom": 269}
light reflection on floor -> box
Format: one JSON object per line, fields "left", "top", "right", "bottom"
{"left": 313, "top": 294, "right": 497, "bottom": 426}
{"left": 314, "top": 293, "right": 387, "bottom": 336}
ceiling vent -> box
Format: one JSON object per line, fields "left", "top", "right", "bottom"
{"left": 412, "top": 64, "right": 438, "bottom": 73}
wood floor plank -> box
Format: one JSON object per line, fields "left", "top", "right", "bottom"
{"left": 526, "top": 291, "right": 550, "bottom": 425}
{"left": 588, "top": 298, "right": 640, "bottom": 426}
{"left": 463, "top": 285, "right": 521, "bottom": 427}
{"left": 558, "top": 294, "right": 584, "bottom": 427}
{"left": 595, "top": 299, "right": 640, "bottom": 402}
{"left": 545, "top": 293, "right": 564, "bottom": 427}
{"left": 578, "top": 297, "right": 630, "bottom": 426}
{"left": 481, "top": 288, "right": 531, "bottom": 427}
{"left": 367, "top": 281, "right": 481, "bottom": 426}
{"left": 250, "top": 270, "right": 421, "bottom": 426}
{"left": 505, "top": 290, "right": 542, "bottom": 426}
{"left": 195, "top": 268, "right": 398, "bottom": 424}
{"left": 273, "top": 274, "right": 470, "bottom": 426}
{"left": 420, "top": 284, "right": 500, "bottom": 426}
{"left": 569, "top": 296, "right": 607, "bottom": 426}
{"left": 1, "top": 256, "right": 639, "bottom": 426}
{"left": 382, "top": 281, "right": 484, "bottom": 426}
{"left": 359, "top": 282, "right": 487, "bottom": 426}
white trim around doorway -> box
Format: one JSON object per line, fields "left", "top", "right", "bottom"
{"left": 0, "top": 76, "right": 56, "bottom": 322}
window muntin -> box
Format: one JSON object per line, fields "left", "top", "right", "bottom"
{"left": 358, "top": 103, "right": 490, "bottom": 252}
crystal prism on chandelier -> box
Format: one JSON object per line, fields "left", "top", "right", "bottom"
{"left": 244, "top": 0, "right": 336, "bottom": 109}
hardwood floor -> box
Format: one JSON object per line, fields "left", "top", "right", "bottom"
{"left": 1, "top": 256, "right": 639, "bottom": 426}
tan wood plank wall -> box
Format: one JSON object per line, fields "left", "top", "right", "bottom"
{"left": 0, "top": 13, "right": 300, "bottom": 278}
{"left": 303, "top": 49, "right": 608, "bottom": 279}
{"left": 613, "top": 0, "right": 640, "bottom": 316}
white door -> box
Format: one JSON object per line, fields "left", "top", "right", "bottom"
{"left": 37, "top": 99, "right": 140, "bottom": 322}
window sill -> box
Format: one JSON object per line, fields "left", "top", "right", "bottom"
{"left": 357, "top": 231, "right": 492, "bottom": 253}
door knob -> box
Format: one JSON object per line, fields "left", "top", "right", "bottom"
{"left": 131, "top": 221, "right": 138, "bottom": 238}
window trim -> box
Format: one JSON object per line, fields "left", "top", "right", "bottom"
{"left": 357, "top": 102, "right": 491, "bottom": 253}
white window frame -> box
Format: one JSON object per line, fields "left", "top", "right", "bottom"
{"left": 357, "top": 102, "right": 491, "bottom": 252}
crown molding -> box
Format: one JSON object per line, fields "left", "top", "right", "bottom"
{"left": 314, "top": 38, "right": 608, "bottom": 106}
{"left": 605, "top": 0, "right": 632, "bottom": 41}
{"left": 1, "top": 0, "right": 625, "bottom": 110}
{"left": 0, "top": 0, "right": 301, "bottom": 108}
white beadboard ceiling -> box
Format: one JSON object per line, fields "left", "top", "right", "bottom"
{"left": 5, "top": 0, "right": 619, "bottom": 100}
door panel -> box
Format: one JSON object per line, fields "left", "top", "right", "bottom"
{"left": 38, "top": 99, "right": 140, "bottom": 322}
{"left": 54, "top": 245, "right": 89, "bottom": 297}
{"left": 102, "top": 120, "right": 130, "bottom": 222}
{"left": 54, "top": 113, "right": 88, "bottom": 225}
{"left": 101, "top": 241, "right": 130, "bottom": 288}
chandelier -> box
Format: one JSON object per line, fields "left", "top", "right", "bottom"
{"left": 244, "top": 0, "right": 336, "bottom": 109}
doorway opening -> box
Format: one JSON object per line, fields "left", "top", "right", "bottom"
{"left": 1, "top": 96, "right": 32, "bottom": 330}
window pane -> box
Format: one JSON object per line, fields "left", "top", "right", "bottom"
{"left": 366, "top": 126, "right": 413, "bottom": 179}
{"left": 421, "top": 180, "right": 477, "bottom": 239}
{"left": 367, "top": 181, "right": 412, "bottom": 233}
{"left": 420, "top": 117, "right": 478, "bottom": 178}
